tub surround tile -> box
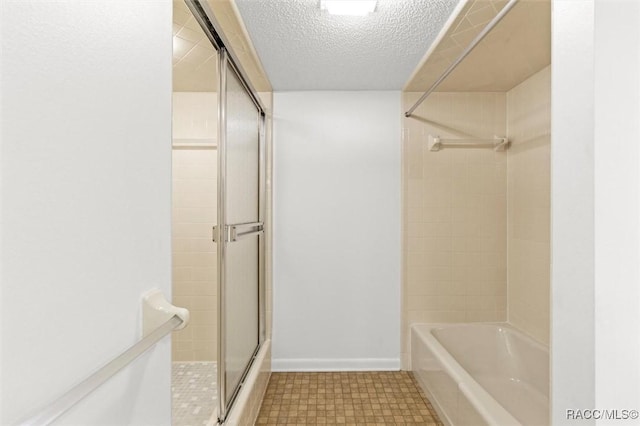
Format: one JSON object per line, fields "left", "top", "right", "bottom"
{"left": 401, "top": 68, "right": 552, "bottom": 366}
{"left": 507, "top": 66, "right": 551, "bottom": 345}
{"left": 171, "top": 91, "right": 219, "bottom": 361}
{"left": 402, "top": 92, "right": 508, "bottom": 368}
{"left": 172, "top": 139, "right": 218, "bottom": 362}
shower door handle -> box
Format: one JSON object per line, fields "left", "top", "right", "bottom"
{"left": 213, "top": 222, "right": 263, "bottom": 243}
{"left": 228, "top": 222, "right": 263, "bottom": 242}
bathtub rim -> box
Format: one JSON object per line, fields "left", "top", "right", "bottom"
{"left": 411, "top": 322, "right": 549, "bottom": 426}
{"left": 423, "top": 321, "right": 550, "bottom": 353}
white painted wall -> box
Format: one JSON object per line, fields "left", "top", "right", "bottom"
{"left": 0, "top": 1, "right": 172, "bottom": 424}
{"left": 553, "top": 0, "right": 640, "bottom": 424}
{"left": 593, "top": 0, "right": 640, "bottom": 419}
{"left": 272, "top": 92, "right": 401, "bottom": 371}
{"left": 551, "top": 1, "right": 596, "bottom": 423}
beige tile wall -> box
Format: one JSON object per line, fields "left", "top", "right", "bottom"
{"left": 172, "top": 92, "right": 217, "bottom": 140}
{"left": 506, "top": 66, "right": 551, "bottom": 344}
{"left": 172, "top": 92, "right": 218, "bottom": 362}
{"left": 402, "top": 92, "right": 508, "bottom": 367}
{"left": 172, "top": 148, "right": 218, "bottom": 361}
{"left": 404, "top": 0, "right": 550, "bottom": 93}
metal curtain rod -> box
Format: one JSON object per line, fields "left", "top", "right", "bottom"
{"left": 405, "top": 0, "right": 519, "bottom": 117}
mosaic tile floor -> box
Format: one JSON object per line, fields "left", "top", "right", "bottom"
{"left": 256, "top": 371, "right": 443, "bottom": 425}
{"left": 172, "top": 362, "right": 217, "bottom": 426}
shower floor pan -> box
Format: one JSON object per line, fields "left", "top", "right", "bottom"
{"left": 172, "top": 361, "right": 217, "bottom": 426}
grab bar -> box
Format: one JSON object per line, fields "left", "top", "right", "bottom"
{"left": 17, "top": 291, "right": 189, "bottom": 426}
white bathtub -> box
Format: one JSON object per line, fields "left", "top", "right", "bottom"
{"left": 411, "top": 323, "right": 549, "bottom": 426}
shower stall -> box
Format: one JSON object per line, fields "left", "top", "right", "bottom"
{"left": 171, "top": 0, "right": 267, "bottom": 423}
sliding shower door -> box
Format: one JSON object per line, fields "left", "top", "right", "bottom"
{"left": 217, "top": 48, "right": 265, "bottom": 420}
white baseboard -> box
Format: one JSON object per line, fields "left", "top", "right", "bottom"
{"left": 272, "top": 358, "right": 401, "bottom": 372}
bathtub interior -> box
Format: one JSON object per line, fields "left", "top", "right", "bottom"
{"left": 412, "top": 324, "right": 549, "bottom": 426}
{"left": 432, "top": 325, "right": 549, "bottom": 394}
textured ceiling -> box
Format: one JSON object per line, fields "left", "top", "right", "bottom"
{"left": 405, "top": 0, "right": 551, "bottom": 92}
{"left": 234, "top": 0, "right": 461, "bottom": 90}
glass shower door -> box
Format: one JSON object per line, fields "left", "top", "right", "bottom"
{"left": 217, "top": 49, "right": 264, "bottom": 420}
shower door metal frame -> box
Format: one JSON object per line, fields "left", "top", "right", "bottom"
{"left": 216, "top": 47, "right": 267, "bottom": 422}
{"left": 183, "top": 0, "right": 267, "bottom": 423}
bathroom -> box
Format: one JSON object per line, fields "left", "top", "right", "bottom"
{"left": 1, "top": 0, "right": 639, "bottom": 425}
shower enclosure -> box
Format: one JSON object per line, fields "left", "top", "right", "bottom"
{"left": 215, "top": 47, "right": 266, "bottom": 420}
{"left": 172, "top": 0, "right": 266, "bottom": 423}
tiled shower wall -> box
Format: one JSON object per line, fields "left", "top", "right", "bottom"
{"left": 402, "top": 92, "right": 508, "bottom": 367}
{"left": 506, "top": 66, "right": 551, "bottom": 344}
{"left": 172, "top": 149, "right": 217, "bottom": 361}
{"left": 172, "top": 92, "right": 218, "bottom": 361}
{"left": 401, "top": 70, "right": 552, "bottom": 367}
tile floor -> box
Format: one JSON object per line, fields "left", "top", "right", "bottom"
{"left": 172, "top": 362, "right": 217, "bottom": 426}
{"left": 255, "top": 371, "right": 443, "bottom": 425}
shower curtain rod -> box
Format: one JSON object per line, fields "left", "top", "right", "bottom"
{"left": 404, "top": 0, "right": 519, "bottom": 118}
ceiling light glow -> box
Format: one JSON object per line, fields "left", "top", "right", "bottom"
{"left": 320, "top": 0, "right": 377, "bottom": 16}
